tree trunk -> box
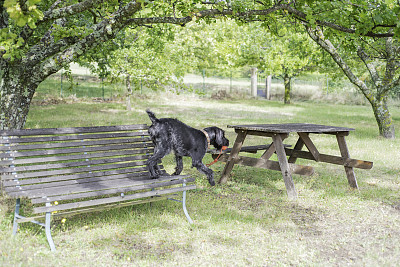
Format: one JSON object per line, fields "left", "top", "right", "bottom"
{"left": 305, "top": 25, "right": 396, "bottom": 139}
{"left": 126, "top": 74, "right": 132, "bottom": 111}
{"left": 283, "top": 74, "right": 291, "bottom": 104}
{"left": 370, "top": 96, "right": 395, "bottom": 139}
{"left": 0, "top": 68, "right": 37, "bottom": 130}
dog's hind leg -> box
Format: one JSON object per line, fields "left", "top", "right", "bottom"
{"left": 146, "top": 145, "right": 170, "bottom": 178}
{"left": 192, "top": 160, "right": 215, "bottom": 186}
{"left": 172, "top": 155, "right": 183, "bottom": 175}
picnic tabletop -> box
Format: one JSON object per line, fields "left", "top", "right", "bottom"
{"left": 228, "top": 123, "right": 355, "bottom": 134}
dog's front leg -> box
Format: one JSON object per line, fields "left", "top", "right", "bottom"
{"left": 192, "top": 160, "right": 215, "bottom": 186}
{"left": 172, "top": 155, "right": 183, "bottom": 175}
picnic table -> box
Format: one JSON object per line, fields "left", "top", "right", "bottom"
{"left": 216, "top": 123, "right": 373, "bottom": 199}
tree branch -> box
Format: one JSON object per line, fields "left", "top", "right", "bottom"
{"left": 357, "top": 46, "right": 381, "bottom": 88}
{"left": 31, "top": 1, "right": 143, "bottom": 81}
{"left": 304, "top": 24, "right": 375, "bottom": 103}
{"left": 41, "top": 0, "right": 104, "bottom": 22}
{"left": 283, "top": 4, "right": 395, "bottom": 38}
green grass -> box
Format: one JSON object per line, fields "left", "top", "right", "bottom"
{"left": 1, "top": 93, "right": 400, "bottom": 266}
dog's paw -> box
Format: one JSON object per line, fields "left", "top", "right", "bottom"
{"left": 150, "top": 174, "right": 160, "bottom": 179}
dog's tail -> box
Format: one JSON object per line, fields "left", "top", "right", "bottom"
{"left": 146, "top": 109, "right": 159, "bottom": 123}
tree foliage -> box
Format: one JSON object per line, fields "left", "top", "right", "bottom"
{"left": 0, "top": 0, "right": 399, "bottom": 138}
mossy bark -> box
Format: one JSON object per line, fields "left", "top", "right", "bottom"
{"left": 370, "top": 96, "right": 395, "bottom": 139}
{"left": 283, "top": 74, "right": 291, "bottom": 104}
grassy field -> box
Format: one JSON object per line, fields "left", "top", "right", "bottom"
{"left": 1, "top": 93, "right": 400, "bottom": 266}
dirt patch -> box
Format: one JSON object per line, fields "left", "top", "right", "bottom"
{"left": 108, "top": 235, "right": 194, "bottom": 260}
{"left": 288, "top": 203, "right": 324, "bottom": 237}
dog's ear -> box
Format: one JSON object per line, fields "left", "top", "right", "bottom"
{"left": 214, "top": 128, "right": 228, "bottom": 150}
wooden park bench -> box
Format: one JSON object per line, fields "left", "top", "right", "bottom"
{"left": 0, "top": 124, "right": 196, "bottom": 251}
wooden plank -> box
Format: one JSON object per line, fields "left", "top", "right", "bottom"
{"left": 33, "top": 185, "right": 197, "bottom": 214}
{"left": 9, "top": 176, "right": 158, "bottom": 198}
{"left": 2, "top": 166, "right": 156, "bottom": 186}
{"left": 239, "top": 130, "right": 289, "bottom": 139}
{"left": 260, "top": 143, "right": 276, "bottom": 160}
{"left": 336, "top": 135, "right": 358, "bottom": 189}
{"left": 208, "top": 145, "right": 272, "bottom": 155}
{"left": 4, "top": 169, "right": 150, "bottom": 192}
{"left": 272, "top": 134, "right": 297, "bottom": 200}
{"left": 284, "top": 148, "right": 373, "bottom": 169}
{"left": 229, "top": 123, "right": 354, "bottom": 134}
{"left": 0, "top": 136, "right": 152, "bottom": 151}
{"left": 31, "top": 177, "right": 195, "bottom": 204}
{"left": 0, "top": 142, "right": 152, "bottom": 158}
{"left": 1, "top": 160, "right": 148, "bottom": 180}
{"left": 16, "top": 196, "right": 173, "bottom": 223}
{"left": 2, "top": 148, "right": 154, "bottom": 166}
{"left": 288, "top": 137, "right": 304, "bottom": 164}
{"left": 0, "top": 131, "right": 149, "bottom": 144}
{"left": 219, "top": 130, "right": 247, "bottom": 184}
{"left": 297, "top": 132, "right": 320, "bottom": 161}
{"left": 217, "top": 154, "right": 314, "bottom": 176}
{"left": 0, "top": 124, "right": 149, "bottom": 137}
{"left": 1, "top": 154, "right": 150, "bottom": 173}
{"left": 24, "top": 175, "right": 190, "bottom": 200}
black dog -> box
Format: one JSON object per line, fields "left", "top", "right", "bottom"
{"left": 145, "top": 109, "right": 229, "bottom": 186}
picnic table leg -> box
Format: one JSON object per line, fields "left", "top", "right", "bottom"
{"left": 336, "top": 134, "right": 358, "bottom": 189}
{"left": 287, "top": 137, "right": 304, "bottom": 164}
{"left": 219, "top": 130, "right": 247, "bottom": 184}
{"left": 272, "top": 133, "right": 298, "bottom": 200}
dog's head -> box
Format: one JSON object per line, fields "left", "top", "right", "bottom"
{"left": 204, "top": 127, "right": 229, "bottom": 150}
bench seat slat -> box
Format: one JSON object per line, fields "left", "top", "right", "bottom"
{"left": 8, "top": 174, "right": 184, "bottom": 199}
{"left": 0, "top": 124, "right": 149, "bottom": 137}
{"left": 31, "top": 177, "right": 195, "bottom": 204}
{"left": 33, "top": 184, "right": 196, "bottom": 214}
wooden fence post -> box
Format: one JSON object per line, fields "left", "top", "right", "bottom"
{"left": 251, "top": 67, "right": 258, "bottom": 97}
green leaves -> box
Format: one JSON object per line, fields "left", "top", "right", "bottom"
{"left": 4, "top": 0, "right": 43, "bottom": 28}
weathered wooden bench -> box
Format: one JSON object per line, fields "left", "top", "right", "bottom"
{"left": 0, "top": 124, "right": 196, "bottom": 251}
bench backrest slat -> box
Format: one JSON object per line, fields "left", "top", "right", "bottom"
{"left": 2, "top": 154, "right": 150, "bottom": 173}
{"left": 0, "top": 136, "right": 152, "bottom": 151}
{"left": 0, "top": 141, "right": 152, "bottom": 158}
{"left": 1, "top": 148, "right": 153, "bottom": 166}
{"left": 0, "top": 124, "right": 148, "bottom": 137}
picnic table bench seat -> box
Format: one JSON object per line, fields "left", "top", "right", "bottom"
{"left": 0, "top": 124, "right": 196, "bottom": 251}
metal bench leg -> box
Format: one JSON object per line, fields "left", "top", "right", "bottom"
{"left": 12, "top": 198, "right": 21, "bottom": 235}
{"left": 182, "top": 184, "right": 193, "bottom": 224}
{"left": 45, "top": 208, "right": 56, "bottom": 252}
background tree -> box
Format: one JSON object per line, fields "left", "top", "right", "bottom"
{"left": 1, "top": 0, "right": 399, "bottom": 139}
{"left": 282, "top": 1, "right": 399, "bottom": 138}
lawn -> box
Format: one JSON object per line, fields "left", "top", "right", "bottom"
{"left": 1, "top": 93, "right": 400, "bottom": 266}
